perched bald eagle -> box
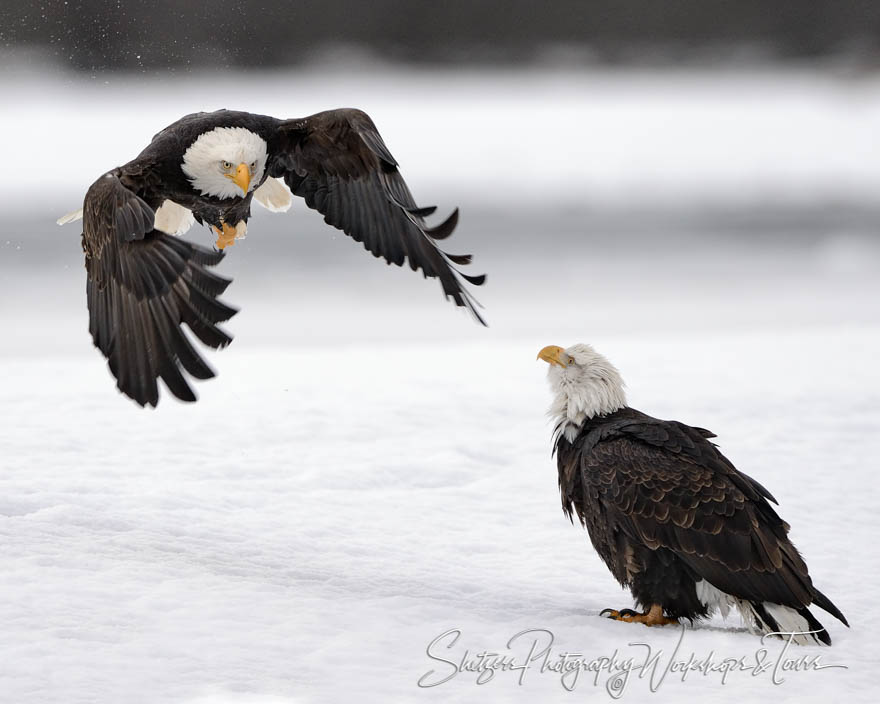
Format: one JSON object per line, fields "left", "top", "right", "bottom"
{"left": 58, "top": 108, "right": 485, "bottom": 406}
{"left": 537, "top": 344, "right": 847, "bottom": 645}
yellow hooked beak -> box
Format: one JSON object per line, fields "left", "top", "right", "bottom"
{"left": 225, "top": 162, "right": 251, "bottom": 195}
{"left": 537, "top": 345, "right": 570, "bottom": 368}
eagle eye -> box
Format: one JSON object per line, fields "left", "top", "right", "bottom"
{"left": 221, "top": 161, "right": 232, "bottom": 170}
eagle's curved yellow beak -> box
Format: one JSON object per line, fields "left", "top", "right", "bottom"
{"left": 225, "top": 162, "right": 251, "bottom": 194}
{"left": 537, "top": 345, "right": 570, "bottom": 367}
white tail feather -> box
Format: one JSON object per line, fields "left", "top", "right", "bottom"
{"left": 695, "top": 579, "right": 738, "bottom": 620}
{"left": 56, "top": 208, "right": 83, "bottom": 226}
{"left": 760, "top": 603, "right": 816, "bottom": 645}
{"left": 253, "top": 177, "right": 292, "bottom": 213}
{"left": 695, "top": 580, "right": 824, "bottom": 645}
{"left": 154, "top": 200, "right": 195, "bottom": 236}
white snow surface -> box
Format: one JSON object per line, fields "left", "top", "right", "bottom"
{"left": 2, "top": 259, "right": 879, "bottom": 702}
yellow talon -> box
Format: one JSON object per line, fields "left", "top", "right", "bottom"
{"left": 600, "top": 604, "right": 679, "bottom": 626}
{"left": 213, "top": 222, "right": 238, "bottom": 250}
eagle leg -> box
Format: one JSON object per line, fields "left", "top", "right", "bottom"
{"left": 213, "top": 222, "right": 239, "bottom": 250}
{"left": 600, "top": 604, "right": 679, "bottom": 626}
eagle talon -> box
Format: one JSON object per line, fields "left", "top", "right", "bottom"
{"left": 600, "top": 604, "right": 678, "bottom": 626}
{"left": 600, "top": 608, "right": 636, "bottom": 619}
{"left": 213, "top": 222, "right": 238, "bottom": 250}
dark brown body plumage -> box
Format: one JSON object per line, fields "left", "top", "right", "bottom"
{"left": 555, "top": 407, "right": 847, "bottom": 643}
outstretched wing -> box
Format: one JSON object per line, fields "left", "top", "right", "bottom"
{"left": 82, "top": 172, "right": 237, "bottom": 406}
{"left": 268, "top": 108, "right": 486, "bottom": 325}
{"left": 570, "top": 421, "right": 845, "bottom": 625}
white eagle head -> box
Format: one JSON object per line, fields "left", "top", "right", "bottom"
{"left": 181, "top": 126, "right": 268, "bottom": 199}
{"left": 537, "top": 343, "right": 627, "bottom": 440}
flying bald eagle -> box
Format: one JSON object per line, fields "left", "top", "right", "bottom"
{"left": 58, "top": 108, "right": 485, "bottom": 406}
{"left": 537, "top": 344, "right": 847, "bottom": 645}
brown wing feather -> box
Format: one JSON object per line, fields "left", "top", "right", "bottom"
{"left": 269, "top": 108, "right": 486, "bottom": 325}
{"left": 577, "top": 425, "right": 818, "bottom": 611}
{"left": 82, "top": 171, "right": 237, "bottom": 406}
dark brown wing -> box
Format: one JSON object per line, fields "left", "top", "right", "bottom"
{"left": 268, "top": 108, "right": 486, "bottom": 325}
{"left": 82, "top": 171, "right": 237, "bottom": 406}
{"left": 577, "top": 422, "right": 831, "bottom": 615}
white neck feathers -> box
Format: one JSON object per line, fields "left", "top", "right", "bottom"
{"left": 181, "top": 126, "right": 267, "bottom": 199}
{"left": 546, "top": 346, "right": 627, "bottom": 442}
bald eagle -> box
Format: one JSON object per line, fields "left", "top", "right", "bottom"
{"left": 58, "top": 108, "right": 485, "bottom": 406}
{"left": 537, "top": 344, "right": 847, "bottom": 645}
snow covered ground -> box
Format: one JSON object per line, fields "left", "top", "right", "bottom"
{"left": 1, "top": 65, "right": 879, "bottom": 703}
